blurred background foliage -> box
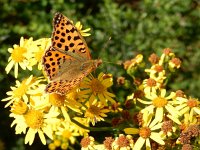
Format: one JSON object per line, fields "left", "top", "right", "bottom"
{"left": 0, "top": 0, "right": 199, "bottom": 149}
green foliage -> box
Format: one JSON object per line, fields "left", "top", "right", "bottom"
{"left": 0, "top": 0, "right": 199, "bottom": 149}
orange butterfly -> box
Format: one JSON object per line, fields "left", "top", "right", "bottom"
{"left": 42, "top": 12, "right": 102, "bottom": 95}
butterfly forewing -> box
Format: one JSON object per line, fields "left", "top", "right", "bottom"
{"left": 42, "top": 12, "right": 102, "bottom": 95}
{"left": 52, "top": 12, "right": 91, "bottom": 60}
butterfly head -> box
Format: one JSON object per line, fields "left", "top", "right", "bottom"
{"left": 94, "top": 59, "right": 102, "bottom": 68}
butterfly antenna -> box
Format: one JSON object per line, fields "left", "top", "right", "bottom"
{"left": 96, "top": 36, "right": 122, "bottom": 66}
{"left": 102, "top": 60, "right": 122, "bottom": 65}
{"left": 102, "top": 36, "right": 112, "bottom": 53}
{"left": 97, "top": 36, "right": 111, "bottom": 60}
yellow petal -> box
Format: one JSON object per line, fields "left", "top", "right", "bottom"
{"left": 133, "top": 137, "right": 145, "bottom": 150}
{"left": 150, "top": 132, "right": 165, "bottom": 145}
{"left": 124, "top": 128, "right": 139, "bottom": 134}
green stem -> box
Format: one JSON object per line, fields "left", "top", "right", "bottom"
{"left": 71, "top": 118, "right": 116, "bottom": 131}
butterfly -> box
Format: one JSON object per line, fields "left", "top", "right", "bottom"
{"left": 42, "top": 12, "right": 102, "bottom": 95}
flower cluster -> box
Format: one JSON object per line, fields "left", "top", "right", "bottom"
{"left": 2, "top": 18, "right": 200, "bottom": 150}
{"left": 122, "top": 49, "right": 200, "bottom": 150}
{"left": 2, "top": 21, "right": 115, "bottom": 149}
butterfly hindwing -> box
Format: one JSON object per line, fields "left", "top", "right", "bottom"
{"left": 45, "top": 78, "right": 83, "bottom": 95}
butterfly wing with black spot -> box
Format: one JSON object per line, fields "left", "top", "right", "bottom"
{"left": 42, "top": 46, "right": 73, "bottom": 80}
{"left": 42, "top": 12, "right": 102, "bottom": 95}
{"left": 52, "top": 12, "right": 92, "bottom": 60}
{"left": 45, "top": 78, "right": 83, "bottom": 95}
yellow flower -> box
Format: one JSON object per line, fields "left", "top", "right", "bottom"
{"left": 72, "top": 117, "right": 90, "bottom": 136}
{"left": 80, "top": 72, "right": 115, "bottom": 105}
{"left": 48, "top": 89, "right": 83, "bottom": 120}
{"left": 124, "top": 54, "right": 143, "bottom": 69}
{"left": 169, "top": 57, "right": 181, "bottom": 70}
{"left": 48, "top": 93, "right": 70, "bottom": 121}
{"left": 81, "top": 136, "right": 95, "bottom": 150}
{"left": 5, "top": 37, "right": 33, "bottom": 78}
{"left": 10, "top": 106, "right": 60, "bottom": 145}
{"left": 11, "top": 100, "right": 28, "bottom": 115}
{"left": 103, "top": 137, "right": 114, "bottom": 150}
{"left": 160, "top": 48, "right": 175, "bottom": 65}
{"left": 143, "top": 78, "right": 162, "bottom": 95}
{"left": 2, "top": 75, "right": 42, "bottom": 107}
{"left": 159, "top": 120, "right": 177, "bottom": 139}
{"left": 84, "top": 99, "right": 110, "bottom": 126}
{"left": 138, "top": 89, "right": 181, "bottom": 124}
{"left": 28, "top": 38, "right": 51, "bottom": 70}
{"left": 124, "top": 110, "right": 165, "bottom": 150}
{"left": 145, "top": 64, "right": 166, "bottom": 82}
{"left": 180, "top": 113, "right": 199, "bottom": 132}
{"left": 112, "top": 134, "right": 134, "bottom": 150}
{"left": 75, "top": 21, "right": 91, "bottom": 37}
{"left": 65, "top": 88, "right": 84, "bottom": 113}
{"left": 55, "top": 121, "right": 80, "bottom": 145}
{"left": 175, "top": 97, "right": 200, "bottom": 120}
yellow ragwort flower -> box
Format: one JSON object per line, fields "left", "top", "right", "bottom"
{"left": 28, "top": 38, "right": 51, "bottom": 70}
{"left": 175, "top": 97, "right": 200, "bottom": 120}
{"left": 84, "top": 99, "right": 110, "bottom": 126}
{"left": 2, "top": 75, "right": 40, "bottom": 107}
{"left": 55, "top": 121, "right": 80, "bottom": 145}
{"left": 48, "top": 93, "right": 71, "bottom": 121}
{"left": 5, "top": 37, "right": 33, "bottom": 78}
{"left": 180, "top": 113, "right": 199, "bottom": 132}
{"left": 124, "top": 110, "right": 165, "bottom": 150}
{"left": 80, "top": 72, "right": 115, "bottom": 105}
{"left": 112, "top": 134, "right": 134, "bottom": 150}
{"left": 10, "top": 105, "right": 60, "bottom": 145}
{"left": 138, "top": 89, "right": 181, "bottom": 124}
{"left": 72, "top": 117, "right": 90, "bottom": 136}
{"left": 143, "top": 78, "right": 162, "bottom": 95}
{"left": 75, "top": 21, "right": 91, "bottom": 37}
{"left": 145, "top": 64, "right": 166, "bottom": 83}
{"left": 81, "top": 136, "right": 95, "bottom": 150}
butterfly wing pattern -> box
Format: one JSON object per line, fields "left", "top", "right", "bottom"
{"left": 42, "top": 12, "right": 102, "bottom": 95}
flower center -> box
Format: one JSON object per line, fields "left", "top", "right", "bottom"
{"left": 81, "top": 137, "right": 91, "bottom": 148}
{"left": 154, "top": 65, "right": 163, "bottom": 72}
{"left": 152, "top": 97, "right": 168, "bottom": 107}
{"left": 176, "top": 90, "right": 185, "bottom": 97}
{"left": 171, "top": 58, "right": 181, "bottom": 67}
{"left": 24, "top": 109, "right": 44, "bottom": 129}
{"left": 11, "top": 46, "right": 27, "bottom": 62}
{"left": 139, "top": 127, "right": 151, "bottom": 139}
{"left": 161, "top": 120, "right": 173, "bottom": 134}
{"left": 62, "top": 130, "right": 72, "bottom": 139}
{"left": 187, "top": 98, "right": 198, "bottom": 108}
{"left": 104, "top": 137, "right": 114, "bottom": 150}
{"left": 49, "top": 93, "right": 66, "bottom": 107}
{"left": 91, "top": 79, "right": 105, "bottom": 94}
{"left": 147, "top": 78, "right": 157, "bottom": 87}
{"left": 163, "top": 48, "right": 172, "bottom": 55}
{"left": 148, "top": 53, "right": 159, "bottom": 64}
{"left": 88, "top": 105, "right": 100, "bottom": 116}
{"left": 117, "top": 135, "right": 130, "bottom": 147}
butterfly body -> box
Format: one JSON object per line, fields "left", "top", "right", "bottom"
{"left": 42, "top": 12, "right": 102, "bottom": 95}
